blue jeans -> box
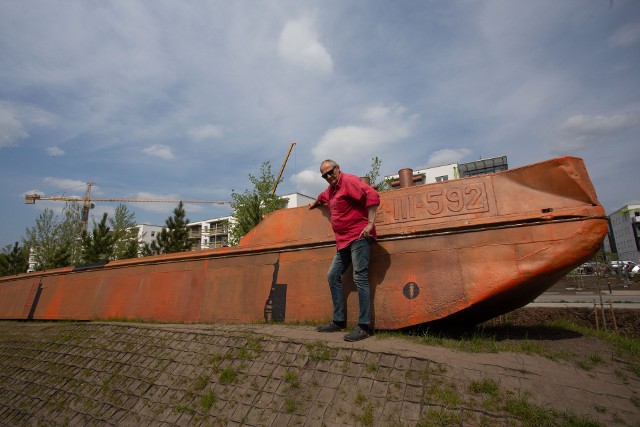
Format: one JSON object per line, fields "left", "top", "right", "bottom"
{"left": 327, "top": 237, "right": 371, "bottom": 326}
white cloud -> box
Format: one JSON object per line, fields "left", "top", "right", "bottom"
{"left": 554, "top": 112, "right": 640, "bottom": 152}
{"left": 560, "top": 113, "right": 640, "bottom": 136}
{"left": 142, "top": 144, "right": 174, "bottom": 160}
{"left": 132, "top": 191, "right": 204, "bottom": 214}
{"left": 0, "top": 101, "right": 54, "bottom": 148}
{"left": 46, "top": 146, "right": 65, "bottom": 157}
{"left": 0, "top": 106, "right": 28, "bottom": 148}
{"left": 188, "top": 124, "right": 223, "bottom": 141}
{"left": 312, "top": 104, "right": 417, "bottom": 165}
{"left": 278, "top": 16, "right": 333, "bottom": 74}
{"left": 426, "top": 149, "right": 472, "bottom": 167}
{"left": 291, "top": 169, "right": 325, "bottom": 199}
{"left": 43, "top": 177, "right": 93, "bottom": 193}
{"left": 609, "top": 23, "right": 640, "bottom": 47}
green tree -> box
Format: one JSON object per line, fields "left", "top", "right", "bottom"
{"left": 0, "top": 242, "right": 29, "bottom": 276}
{"left": 23, "top": 202, "right": 84, "bottom": 270}
{"left": 109, "top": 204, "right": 140, "bottom": 260}
{"left": 58, "top": 201, "right": 84, "bottom": 265}
{"left": 142, "top": 202, "right": 191, "bottom": 255}
{"left": 81, "top": 213, "right": 115, "bottom": 264}
{"left": 365, "top": 156, "right": 392, "bottom": 192}
{"left": 51, "top": 242, "right": 71, "bottom": 268}
{"left": 23, "top": 208, "right": 61, "bottom": 271}
{"left": 229, "top": 161, "right": 288, "bottom": 245}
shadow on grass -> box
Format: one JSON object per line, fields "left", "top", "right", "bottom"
{"left": 399, "top": 322, "right": 583, "bottom": 342}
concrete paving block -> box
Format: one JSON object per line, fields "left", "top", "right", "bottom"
{"left": 253, "top": 390, "right": 275, "bottom": 408}
{"left": 244, "top": 406, "right": 267, "bottom": 425}
{"left": 355, "top": 377, "right": 373, "bottom": 394}
{"left": 401, "top": 399, "right": 422, "bottom": 421}
{"left": 230, "top": 402, "right": 252, "bottom": 423}
{"left": 350, "top": 350, "right": 367, "bottom": 364}
{"left": 272, "top": 410, "right": 294, "bottom": 426}
{"left": 323, "top": 372, "right": 342, "bottom": 389}
{"left": 405, "top": 369, "right": 424, "bottom": 387}
{"left": 314, "top": 386, "right": 334, "bottom": 404}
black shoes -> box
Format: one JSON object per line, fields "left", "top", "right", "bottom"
{"left": 317, "top": 322, "right": 372, "bottom": 342}
{"left": 343, "top": 325, "right": 371, "bottom": 342}
{"left": 316, "top": 321, "right": 345, "bottom": 332}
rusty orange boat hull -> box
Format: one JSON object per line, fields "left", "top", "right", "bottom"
{"left": 0, "top": 157, "right": 608, "bottom": 329}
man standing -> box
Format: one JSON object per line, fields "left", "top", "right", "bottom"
{"left": 309, "top": 159, "right": 380, "bottom": 341}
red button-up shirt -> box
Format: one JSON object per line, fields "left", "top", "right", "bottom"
{"left": 317, "top": 172, "right": 380, "bottom": 250}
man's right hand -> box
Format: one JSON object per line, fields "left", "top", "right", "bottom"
{"left": 309, "top": 200, "right": 320, "bottom": 210}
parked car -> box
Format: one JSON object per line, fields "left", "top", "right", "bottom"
{"left": 624, "top": 262, "right": 638, "bottom": 277}
{"left": 610, "top": 260, "right": 635, "bottom": 270}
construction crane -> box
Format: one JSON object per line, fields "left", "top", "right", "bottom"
{"left": 25, "top": 182, "right": 230, "bottom": 233}
{"left": 272, "top": 141, "right": 296, "bottom": 196}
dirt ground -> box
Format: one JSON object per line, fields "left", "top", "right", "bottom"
{"left": 2, "top": 318, "right": 639, "bottom": 426}
{"left": 510, "top": 274, "right": 640, "bottom": 338}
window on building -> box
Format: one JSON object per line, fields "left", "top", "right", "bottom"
{"left": 435, "top": 175, "right": 448, "bottom": 182}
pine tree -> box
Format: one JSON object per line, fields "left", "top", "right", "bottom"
{"left": 229, "top": 161, "right": 288, "bottom": 245}
{"left": 143, "top": 202, "right": 191, "bottom": 255}
{"left": 0, "top": 242, "right": 29, "bottom": 276}
{"left": 81, "top": 213, "right": 115, "bottom": 264}
{"left": 51, "top": 242, "right": 72, "bottom": 268}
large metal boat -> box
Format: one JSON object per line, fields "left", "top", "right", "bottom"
{"left": 0, "top": 157, "right": 608, "bottom": 329}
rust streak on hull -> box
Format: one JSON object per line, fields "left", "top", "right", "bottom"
{"left": 0, "top": 157, "right": 608, "bottom": 329}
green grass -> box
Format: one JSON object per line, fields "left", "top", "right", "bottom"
{"left": 218, "top": 367, "right": 237, "bottom": 384}
{"left": 284, "top": 398, "right": 296, "bottom": 413}
{"left": 283, "top": 370, "right": 299, "bottom": 388}
{"left": 469, "top": 377, "right": 499, "bottom": 397}
{"left": 503, "top": 391, "right": 601, "bottom": 427}
{"left": 378, "top": 317, "right": 640, "bottom": 374}
{"left": 418, "top": 407, "right": 462, "bottom": 426}
{"left": 305, "top": 340, "right": 337, "bottom": 361}
{"left": 365, "top": 363, "right": 378, "bottom": 373}
{"left": 426, "top": 378, "right": 461, "bottom": 406}
{"left": 200, "top": 390, "right": 215, "bottom": 412}
{"left": 193, "top": 375, "right": 208, "bottom": 391}
{"left": 354, "top": 403, "right": 373, "bottom": 426}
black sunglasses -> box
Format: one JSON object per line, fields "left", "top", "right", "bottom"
{"left": 321, "top": 166, "right": 337, "bottom": 179}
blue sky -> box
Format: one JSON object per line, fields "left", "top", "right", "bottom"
{"left": 1, "top": 0, "right": 639, "bottom": 248}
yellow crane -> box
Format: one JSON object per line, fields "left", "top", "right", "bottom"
{"left": 25, "top": 182, "right": 230, "bottom": 232}
{"left": 272, "top": 141, "right": 296, "bottom": 196}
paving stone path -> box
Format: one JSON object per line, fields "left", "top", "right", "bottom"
{"left": 0, "top": 322, "right": 638, "bottom": 426}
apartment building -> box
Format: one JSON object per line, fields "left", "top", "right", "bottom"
{"left": 187, "top": 216, "right": 235, "bottom": 250}
{"left": 134, "top": 224, "right": 164, "bottom": 247}
{"left": 608, "top": 204, "right": 640, "bottom": 262}
{"left": 186, "top": 193, "right": 315, "bottom": 251}
{"left": 384, "top": 155, "right": 508, "bottom": 185}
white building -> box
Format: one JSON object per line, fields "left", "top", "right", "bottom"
{"left": 385, "top": 163, "right": 459, "bottom": 186}
{"left": 608, "top": 204, "right": 640, "bottom": 262}
{"left": 281, "top": 193, "right": 315, "bottom": 208}
{"left": 134, "top": 224, "right": 164, "bottom": 246}
{"left": 186, "top": 193, "right": 314, "bottom": 251}
{"left": 187, "top": 216, "right": 235, "bottom": 250}
{"left": 384, "top": 156, "right": 508, "bottom": 186}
